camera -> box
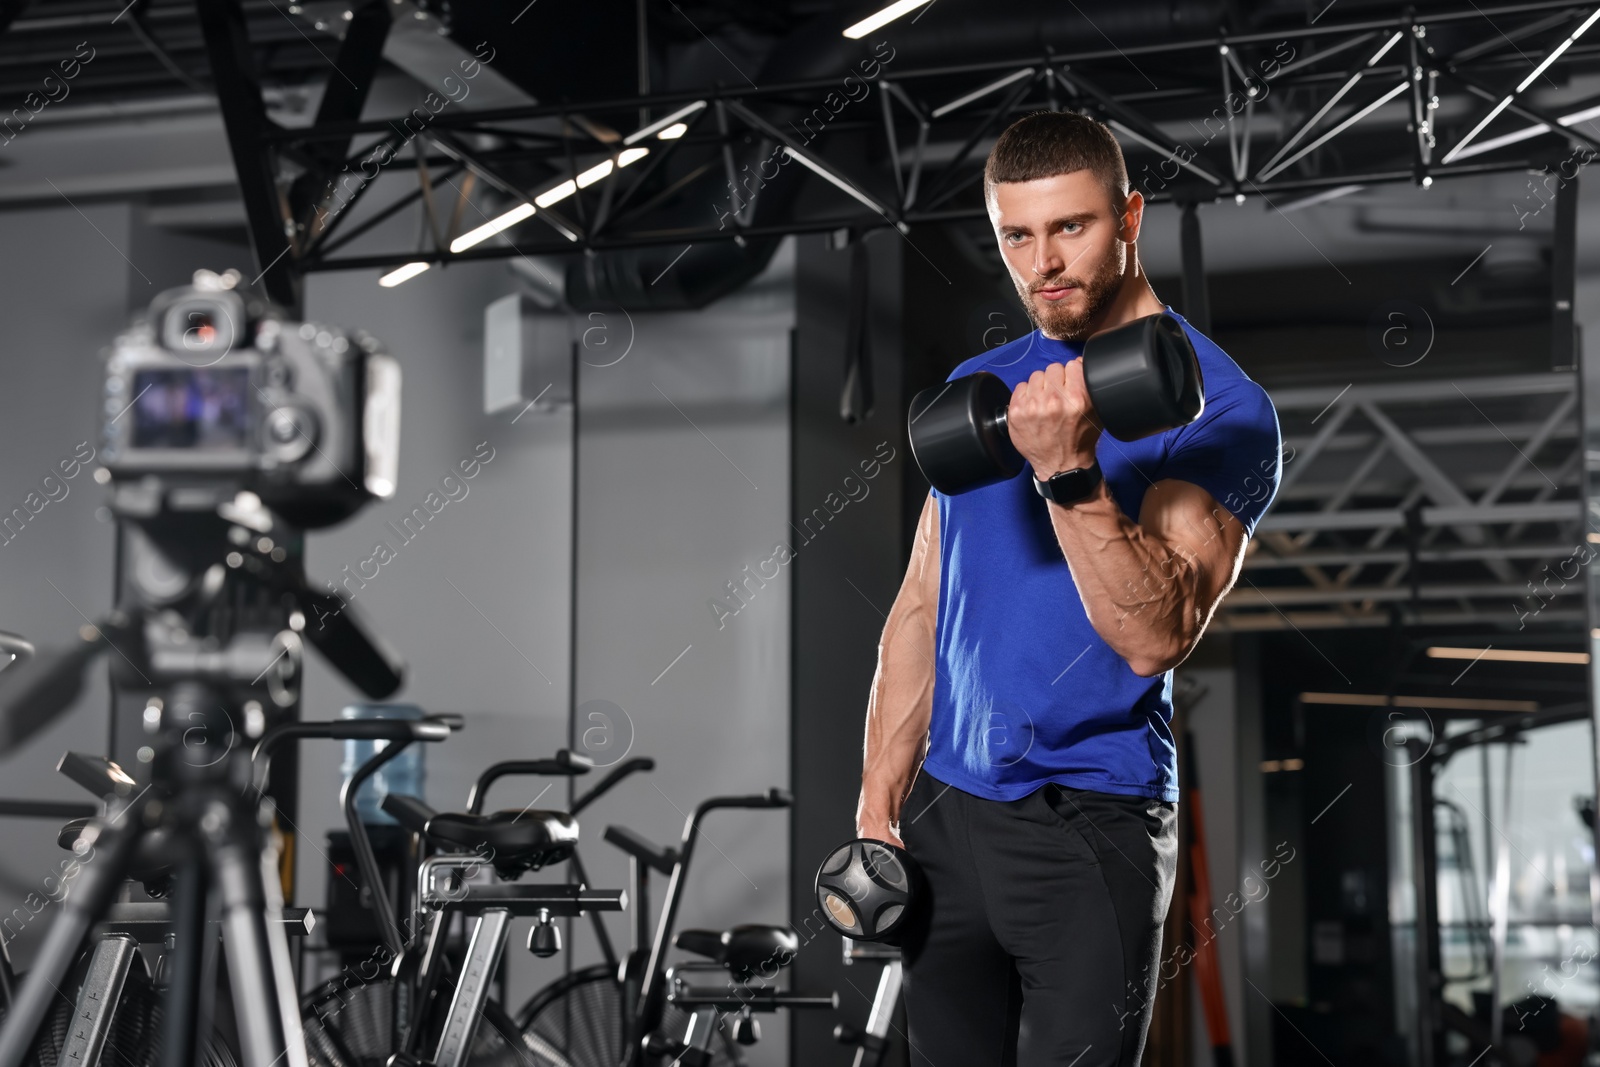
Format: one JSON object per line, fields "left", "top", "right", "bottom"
{"left": 99, "top": 269, "right": 400, "bottom": 528}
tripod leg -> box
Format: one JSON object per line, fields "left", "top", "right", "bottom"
{"left": 161, "top": 853, "right": 206, "bottom": 1067}
{"left": 0, "top": 806, "right": 144, "bottom": 1067}
{"left": 208, "top": 805, "right": 309, "bottom": 1067}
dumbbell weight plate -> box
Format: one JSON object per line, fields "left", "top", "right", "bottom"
{"left": 1081, "top": 312, "right": 1204, "bottom": 442}
{"left": 906, "top": 371, "right": 1024, "bottom": 495}
{"left": 814, "top": 838, "right": 924, "bottom": 944}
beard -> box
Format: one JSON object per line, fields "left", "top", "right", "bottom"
{"left": 1011, "top": 243, "right": 1126, "bottom": 341}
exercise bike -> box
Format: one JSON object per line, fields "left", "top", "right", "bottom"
{"left": 516, "top": 787, "right": 838, "bottom": 1067}
{"left": 301, "top": 746, "right": 633, "bottom": 1067}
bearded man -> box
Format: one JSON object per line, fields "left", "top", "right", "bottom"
{"left": 855, "top": 111, "right": 1283, "bottom": 1066}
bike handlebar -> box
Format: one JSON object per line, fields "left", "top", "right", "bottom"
{"left": 250, "top": 718, "right": 452, "bottom": 792}
{"left": 691, "top": 788, "right": 793, "bottom": 825}
{"left": 466, "top": 750, "right": 595, "bottom": 814}
{"left": 571, "top": 757, "right": 657, "bottom": 817}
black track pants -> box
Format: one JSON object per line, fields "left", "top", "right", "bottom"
{"left": 898, "top": 772, "right": 1178, "bottom": 1067}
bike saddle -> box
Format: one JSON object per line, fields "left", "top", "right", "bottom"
{"left": 674, "top": 924, "right": 799, "bottom": 981}
{"left": 382, "top": 793, "right": 577, "bottom": 876}
{"left": 58, "top": 817, "right": 176, "bottom": 893}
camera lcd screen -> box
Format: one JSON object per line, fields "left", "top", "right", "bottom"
{"left": 130, "top": 368, "right": 251, "bottom": 450}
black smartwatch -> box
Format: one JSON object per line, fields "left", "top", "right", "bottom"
{"left": 1033, "top": 461, "right": 1103, "bottom": 506}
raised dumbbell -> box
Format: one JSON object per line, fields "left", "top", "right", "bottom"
{"left": 907, "top": 311, "right": 1205, "bottom": 495}
{"left": 814, "top": 838, "right": 925, "bottom": 945}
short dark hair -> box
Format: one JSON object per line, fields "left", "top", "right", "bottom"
{"left": 983, "top": 111, "right": 1129, "bottom": 210}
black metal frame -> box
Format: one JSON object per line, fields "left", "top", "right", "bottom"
{"left": 191, "top": 0, "right": 1600, "bottom": 288}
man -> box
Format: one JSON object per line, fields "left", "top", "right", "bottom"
{"left": 856, "top": 111, "right": 1282, "bottom": 1065}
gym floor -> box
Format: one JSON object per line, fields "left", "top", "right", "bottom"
{"left": 0, "top": 2, "right": 1596, "bottom": 1066}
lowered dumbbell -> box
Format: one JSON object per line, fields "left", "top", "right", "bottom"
{"left": 908, "top": 311, "right": 1205, "bottom": 495}
{"left": 814, "top": 838, "right": 925, "bottom": 945}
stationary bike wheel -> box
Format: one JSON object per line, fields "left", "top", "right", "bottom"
{"left": 515, "top": 966, "right": 622, "bottom": 1067}
{"left": 515, "top": 965, "right": 741, "bottom": 1067}
{"left": 302, "top": 972, "right": 522, "bottom": 1067}
{"left": 302, "top": 974, "right": 410, "bottom": 1067}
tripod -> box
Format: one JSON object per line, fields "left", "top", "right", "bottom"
{"left": 0, "top": 682, "right": 309, "bottom": 1067}
{"left": 0, "top": 485, "right": 405, "bottom": 1067}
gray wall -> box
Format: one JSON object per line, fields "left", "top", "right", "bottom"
{"left": 294, "top": 241, "right": 796, "bottom": 1047}
{"left": 0, "top": 202, "right": 129, "bottom": 968}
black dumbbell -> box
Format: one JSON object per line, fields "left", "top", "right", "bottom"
{"left": 907, "top": 311, "right": 1205, "bottom": 495}
{"left": 814, "top": 838, "right": 925, "bottom": 945}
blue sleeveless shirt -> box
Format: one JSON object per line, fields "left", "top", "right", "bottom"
{"left": 923, "top": 310, "right": 1281, "bottom": 803}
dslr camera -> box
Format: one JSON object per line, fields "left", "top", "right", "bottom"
{"left": 99, "top": 269, "right": 400, "bottom": 528}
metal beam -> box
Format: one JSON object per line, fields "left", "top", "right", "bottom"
{"left": 1276, "top": 397, "right": 1354, "bottom": 498}
{"left": 1259, "top": 80, "right": 1410, "bottom": 181}
{"left": 1257, "top": 500, "right": 1581, "bottom": 533}
{"left": 193, "top": 0, "right": 298, "bottom": 309}
{"left": 288, "top": 0, "right": 391, "bottom": 249}
{"left": 1441, "top": 6, "right": 1600, "bottom": 162}
{"left": 724, "top": 100, "right": 900, "bottom": 224}
{"left": 424, "top": 131, "right": 581, "bottom": 243}
{"left": 1257, "top": 35, "right": 1399, "bottom": 178}
{"left": 1507, "top": 447, "right": 1585, "bottom": 543}
{"left": 1369, "top": 410, "right": 1522, "bottom": 583}
{"left": 297, "top": 159, "right": 1544, "bottom": 271}
{"left": 1277, "top": 469, "right": 1575, "bottom": 503}
{"left": 1285, "top": 422, "right": 1578, "bottom": 453}
{"left": 1409, "top": 26, "right": 1434, "bottom": 183}
{"left": 1479, "top": 393, "right": 1576, "bottom": 504}
{"left": 1217, "top": 607, "right": 1586, "bottom": 631}
{"left": 1555, "top": 170, "right": 1580, "bottom": 371}
{"left": 1271, "top": 372, "right": 1574, "bottom": 408}
{"left": 1244, "top": 541, "right": 1584, "bottom": 570}
{"left": 1225, "top": 580, "right": 1578, "bottom": 608}
{"left": 1056, "top": 66, "right": 1222, "bottom": 185}
{"left": 226, "top": 0, "right": 1600, "bottom": 276}
{"left": 1441, "top": 65, "right": 1600, "bottom": 156}
{"left": 920, "top": 72, "right": 1040, "bottom": 211}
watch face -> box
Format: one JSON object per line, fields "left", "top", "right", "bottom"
{"left": 1037, "top": 464, "right": 1101, "bottom": 504}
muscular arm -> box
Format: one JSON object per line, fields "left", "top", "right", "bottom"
{"left": 1005, "top": 359, "right": 1249, "bottom": 678}
{"left": 1045, "top": 476, "right": 1246, "bottom": 677}
{"left": 856, "top": 493, "right": 941, "bottom": 847}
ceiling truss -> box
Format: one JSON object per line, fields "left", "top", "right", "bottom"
{"left": 192, "top": 0, "right": 1600, "bottom": 304}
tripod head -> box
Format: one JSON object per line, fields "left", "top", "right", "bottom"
{"left": 0, "top": 484, "right": 405, "bottom": 755}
